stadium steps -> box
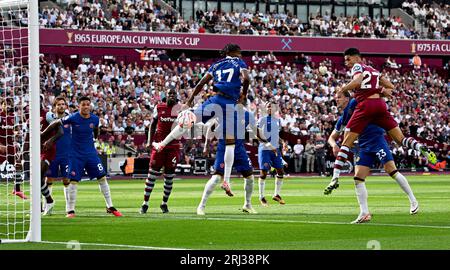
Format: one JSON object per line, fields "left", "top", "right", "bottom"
{"left": 155, "top": 0, "right": 179, "bottom": 15}
{"left": 392, "top": 8, "right": 416, "bottom": 30}
{"left": 395, "top": 7, "right": 428, "bottom": 37}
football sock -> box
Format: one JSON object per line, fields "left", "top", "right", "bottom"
{"left": 258, "top": 177, "right": 266, "bottom": 200}
{"left": 14, "top": 173, "right": 23, "bottom": 192}
{"left": 199, "top": 174, "right": 221, "bottom": 209}
{"left": 390, "top": 170, "right": 417, "bottom": 204}
{"left": 63, "top": 184, "right": 69, "bottom": 212}
{"left": 274, "top": 174, "right": 283, "bottom": 196}
{"left": 98, "top": 177, "right": 113, "bottom": 208}
{"left": 354, "top": 180, "right": 369, "bottom": 215}
{"left": 162, "top": 173, "right": 174, "bottom": 204}
{"left": 223, "top": 144, "right": 235, "bottom": 185}
{"left": 47, "top": 183, "right": 53, "bottom": 196}
{"left": 41, "top": 181, "right": 53, "bottom": 204}
{"left": 333, "top": 145, "right": 350, "bottom": 179}
{"left": 402, "top": 137, "right": 423, "bottom": 152}
{"left": 144, "top": 169, "right": 160, "bottom": 205}
{"left": 244, "top": 175, "right": 254, "bottom": 207}
{"left": 67, "top": 182, "right": 78, "bottom": 213}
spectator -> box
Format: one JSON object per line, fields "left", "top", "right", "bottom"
{"left": 282, "top": 140, "right": 293, "bottom": 174}
{"left": 412, "top": 54, "right": 422, "bottom": 69}
{"left": 314, "top": 134, "right": 327, "bottom": 177}
{"left": 177, "top": 52, "right": 190, "bottom": 62}
{"left": 293, "top": 139, "right": 304, "bottom": 173}
{"left": 386, "top": 56, "right": 400, "bottom": 69}
{"left": 105, "top": 140, "right": 117, "bottom": 158}
{"left": 305, "top": 139, "right": 315, "bottom": 173}
{"left": 252, "top": 51, "right": 264, "bottom": 65}
{"left": 120, "top": 152, "right": 135, "bottom": 176}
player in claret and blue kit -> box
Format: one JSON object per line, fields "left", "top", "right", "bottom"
{"left": 328, "top": 47, "right": 437, "bottom": 193}
{"left": 42, "top": 96, "right": 122, "bottom": 218}
{"left": 327, "top": 91, "right": 419, "bottom": 224}
{"left": 140, "top": 89, "right": 181, "bottom": 214}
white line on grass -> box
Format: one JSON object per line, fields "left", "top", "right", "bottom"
{"left": 41, "top": 240, "right": 189, "bottom": 250}
{"left": 69, "top": 213, "right": 450, "bottom": 230}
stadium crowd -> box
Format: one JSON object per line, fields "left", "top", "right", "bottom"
{"left": 36, "top": 0, "right": 449, "bottom": 40}
{"left": 31, "top": 50, "right": 450, "bottom": 172}
{"left": 402, "top": 0, "right": 449, "bottom": 40}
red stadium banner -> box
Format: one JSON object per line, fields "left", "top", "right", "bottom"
{"left": 39, "top": 29, "right": 450, "bottom": 55}
{"left": 4, "top": 28, "right": 450, "bottom": 55}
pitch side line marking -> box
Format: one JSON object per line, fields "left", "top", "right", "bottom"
{"left": 41, "top": 240, "right": 189, "bottom": 250}
{"left": 67, "top": 213, "right": 450, "bottom": 230}
{"left": 195, "top": 217, "right": 450, "bottom": 230}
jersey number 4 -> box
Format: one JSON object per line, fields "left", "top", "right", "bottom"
{"left": 216, "top": 68, "right": 234, "bottom": 82}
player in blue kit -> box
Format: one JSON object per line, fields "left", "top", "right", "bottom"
{"left": 326, "top": 91, "right": 419, "bottom": 223}
{"left": 41, "top": 96, "right": 122, "bottom": 218}
{"left": 43, "top": 96, "right": 71, "bottom": 215}
{"left": 197, "top": 107, "right": 277, "bottom": 215}
{"left": 152, "top": 44, "right": 250, "bottom": 196}
{"left": 257, "top": 102, "right": 286, "bottom": 206}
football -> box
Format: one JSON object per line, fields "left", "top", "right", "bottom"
{"left": 319, "top": 65, "right": 327, "bottom": 75}
{"left": 177, "top": 110, "right": 196, "bottom": 129}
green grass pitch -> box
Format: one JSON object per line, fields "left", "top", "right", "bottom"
{"left": 1, "top": 174, "right": 450, "bottom": 250}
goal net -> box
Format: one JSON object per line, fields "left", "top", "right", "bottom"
{"left": 0, "top": 0, "right": 40, "bottom": 243}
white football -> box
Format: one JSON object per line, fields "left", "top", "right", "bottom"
{"left": 319, "top": 65, "right": 327, "bottom": 75}
{"left": 177, "top": 110, "right": 196, "bottom": 129}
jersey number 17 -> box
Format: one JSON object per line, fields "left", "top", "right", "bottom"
{"left": 216, "top": 68, "right": 234, "bottom": 82}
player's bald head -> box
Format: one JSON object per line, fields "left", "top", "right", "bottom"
{"left": 166, "top": 88, "right": 177, "bottom": 106}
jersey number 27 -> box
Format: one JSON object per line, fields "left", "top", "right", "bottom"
{"left": 361, "top": 71, "right": 380, "bottom": 89}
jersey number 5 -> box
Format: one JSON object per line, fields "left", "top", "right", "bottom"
{"left": 216, "top": 68, "right": 234, "bottom": 82}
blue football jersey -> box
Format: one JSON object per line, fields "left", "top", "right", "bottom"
{"left": 207, "top": 56, "right": 248, "bottom": 101}
{"left": 56, "top": 113, "right": 72, "bottom": 158}
{"left": 335, "top": 98, "right": 386, "bottom": 149}
{"left": 218, "top": 109, "right": 254, "bottom": 146}
{"left": 60, "top": 112, "right": 99, "bottom": 157}
{"left": 257, "top": 115, "right": 280, "bottom": 150}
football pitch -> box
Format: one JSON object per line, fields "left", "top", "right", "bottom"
{"left": 1, "top": 174, "right": 450, "bottom": 250}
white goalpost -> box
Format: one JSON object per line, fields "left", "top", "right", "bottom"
{"left": 0, "top": 0, "right": 40, "bottom": 243}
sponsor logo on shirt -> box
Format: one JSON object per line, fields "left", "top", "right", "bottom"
{"left": 160, "top": 116, "right": 176, "bottom": 122}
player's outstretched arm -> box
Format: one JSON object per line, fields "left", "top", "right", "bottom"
{"left": 43, "top": 126, "right": 64, "bottom": 151}
{"left": 146, "top": 117, "right": 158, "bottom": 148}
{"left": 328, "top": 130, "right": 341, "bottom": 157}
{"left": 0, "top": 143, "right": 6, "bottom": 154}
{"left": 185, "top": 73, "right": 213, "bottom": 107}
{"left": 93, "top": 126, "right": 99, "bottom": 140}
{"left": 41, "top": 119, "right": 62, "bottom": 139}
{"left": 240, "top": 69, "right": 250, "bottom": 104}
{"left": 340, "top": 73, "right": 364, "bottom": 93}
{"left": 250, "top": 125, "right": 277, "bottom": 155}
{"left": 379, "top": 76, "right": 395, "bottom": 98}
